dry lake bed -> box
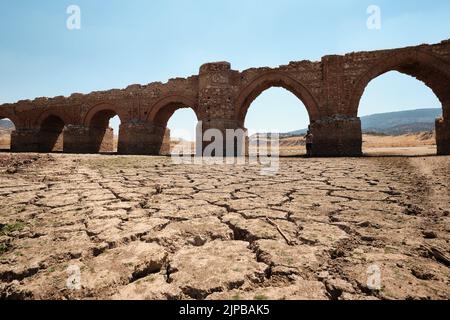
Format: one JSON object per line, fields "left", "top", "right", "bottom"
{"left": 0, "top": 153, "right": 449, "bottom": 300}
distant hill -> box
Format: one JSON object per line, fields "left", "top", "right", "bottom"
{"left": 286, "top": 108, "right": 442, "bottom": 136}
{"left": 286, "top": 128, "right": 307, "bottom": 136}
{"left": 0, "top": 119, "right": 15, "bottom": 133}
{"left": 361, "top": 108, "right": 441, "bottom": 135}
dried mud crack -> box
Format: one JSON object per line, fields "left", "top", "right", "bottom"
{"left": 0, "top": 153, "right": 449, "bottom": 300}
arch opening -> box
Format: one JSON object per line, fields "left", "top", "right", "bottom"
{"left": 245, "top": 87, "right": 311, "bottom": 157}
{"left": 165, "top": 107, "right": 198, "bottom": 156}
{"left": 110, "top": 115, "right": 121, "bottom": 153}
{"left": 236, "top": 73, "right": 319, "bottom": 127}
{"left": 88, "top": 109, "right": 121, "bottom": 154}
{"left": 39, "top": 115, "right": 65, "bottom": 152}
{"left": 151, "top": 102, "right": 199, "bottom": 156}
{"left": 352, "top": 53, "right": 450, "bottom": 118}
{"left": 0, "top": 118, "right": 16, "bottom": 151}
{"left": 358, "top": 71, "right": 442, "bottom": 156}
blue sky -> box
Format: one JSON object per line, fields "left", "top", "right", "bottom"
{"left": 1, "top": 0, "right": 449, "bottom": 137}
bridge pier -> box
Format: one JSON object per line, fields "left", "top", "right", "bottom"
{"left": 198, "top": 62, "right": 249, "bottom": 157}
{"left": 118, "top": 122, "right": 170, "bottom": 155}
{"left": 199, "top": 119, "right": 248, "bottom": 157}
{"left": 39, "top": 129, "right": 64, "bottom": 153}
{"left": 63, "top": 125, "right": 114, "bottom": 154}
{"left": 436, "top": 117, "right": 450, "bottom": 155}
{"left": 97, "top": 127, "right": 114, "bottom": 153}
{"left": 10, "top": 129, "right": 40, "bottom": 152}
{"left": 63, "top": 125, "right": 93, "bottom": 153}
{"left": 310, "top": 116, "right": 362, "bottom": 157}
{"left": 10, "top": 128, "right": 65, "bottom": 153}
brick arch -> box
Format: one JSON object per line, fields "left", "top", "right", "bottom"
{"left": 350, "top": 50, "right": 450, "bottom": 118}
{"left": 0, "top": 111, "right": 20, "bottom": 128}
{"left": 35, "top": 110, "right": 71, "bottom": 129}
{"left": 83, "top": 103, "right": 127, "bottom": 127}
{"left": 82, "top": 103, "right": 126, "bottom": 154}
{"left": 235, "top": 72, "right": 321, "bottom": 126}
{"left": 147, "top": 95, "right": 199, "bottom": 127}
{"left": 34, "top": 113, "right": 66, "bottom": 153}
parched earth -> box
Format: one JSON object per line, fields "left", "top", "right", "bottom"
{"left": 0, "top": 153, "right": 449, "bottom": 300}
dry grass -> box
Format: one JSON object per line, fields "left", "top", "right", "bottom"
{"left": 362, "top": 132, "right": 435, "bottom": 148}
{"left": 277, "top": 132, "right": 437, "bottom": 156}
{"left": 277, "top": 136, "right": 306, "bottom": 156}
{"left": 0, "top": 134, "right": 11, "bottom": 150}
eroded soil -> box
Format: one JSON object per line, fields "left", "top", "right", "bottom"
{"left": 0, "top": 153, "right": 449, "bottom": 300}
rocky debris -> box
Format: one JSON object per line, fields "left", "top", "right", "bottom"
{"left": 95, "top": 219, "right": 170, "bottom": 248}
{"left": 81, "top": 242, "right": 167, "bottom": 293}
{"left": 252, "top": 240, "right": 322, "bottom": 277}
{"left": 0, "top": 280, "right": 33, "bottom": 300}
{"left": 411, "top": 266, "right": 436, "bottom": 281}
{"left": 420, "top": 244, "right": 450, "bottom": 267}
{"left": 324, "top": 278, "right": 356, "bottom": 299}
{"left": 0, "top": 154, "right": 52, "bottom": 174}
{"left": 297, "top": 222, "right": 349, "bottom": 246}
{"left": 167, "top": 241, "right": 268, "bottom": 299}
{"left": 0, "top": 264, "right": 41, "bottom": 283}
{"left": 111, "top": 274, "right": 182, "bottom": 300}
{"left": 222, "top": 214, "right": 278, "bottom": 241}
{"left": 340, "top": 252, "right": 450, "bottom": 300}
{"left": 143, "top": 217, "right": 233, "bottom": 250}
{"left": 222, "top": 213, "right": 297, "bottom": 242}
{"left": 422, "top": 230, "right": 438, "bottom": 239}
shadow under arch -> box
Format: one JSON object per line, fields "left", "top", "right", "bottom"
{"left": 38, "top": 114, "right": 66, "bottom": 152}
{"left": 147, "top": 95, "right": 199, "bottom": 155}
{"left": 235, "top": 72, "right": 321, "bottom": 127}
{"left": 83, "top": 103, "right": 125, "bottom": 153}
{"left": 83, "top": 103, "right": 127, "bottom": 127}
{"left": 148, "top": 95, "right": 199, "bottom": 126}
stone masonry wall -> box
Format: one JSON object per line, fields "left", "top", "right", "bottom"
{"left": 1, "top": 39, "right": 450, "bottom": 156}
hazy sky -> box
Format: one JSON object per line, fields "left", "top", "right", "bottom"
{"left": 1, "top": 0, "right": 449, "bottom": 137}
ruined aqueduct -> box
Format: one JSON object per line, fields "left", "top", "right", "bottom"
{"left": 1, "top": 40, "right": 450, "bottom": 156}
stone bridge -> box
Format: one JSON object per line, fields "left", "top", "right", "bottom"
{"left": 1, "top": 39, "right": 450, "bottom": 156}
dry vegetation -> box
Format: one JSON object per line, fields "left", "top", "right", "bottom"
{"left": 362, "top": 132, "right": 436, "bottom": 148}
{"left": 264, "top": 132, "right": 437, "bottom": 156}
{"left": 0, "top": 132, "right": 11, "bottom": 150}
{"left": 166, "top": 132, "right": 438, "bottom": 156}
{"left": 4, "top": 131, "right": 435, "bottom": 155}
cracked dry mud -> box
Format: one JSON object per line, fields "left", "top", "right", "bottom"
{"left": 0, "top": 153, "right": 449, "bottom": 300}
